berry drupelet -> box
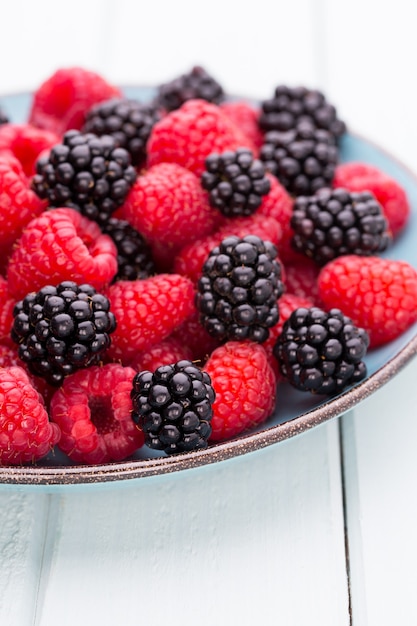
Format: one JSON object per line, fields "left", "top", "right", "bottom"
{"left": 201, "top": 148, "right": 271, "bottom": 217}
{"left": 131, "top": 360, "right": 215, "bottom": 454}
{"left": 290, "top": 187, "right": 392, "bottom": 265}
{"left": 196, "top": 235, "right": 284, "bottom": 343}
{"left": 11, "top": 281, "right": 116, "bottom": 387}
{"left": 259, "top": 85, "right": 346, "bottom": 141}
{"left": 259, "top": 122, "right": 339, "bottom": 196}
{"left": 101, "top": 217, "right": 155, "bottom": 281}
{"left": 32, "top": 130, "right": 137, "bottom": 226}
{"left": 82, "top": 98, "right": 160, "bottom": 168}
{"left": 155, "top": 65, "right": 225, "bottom": 112}
{"left": 273, "top": 306, "right": 369, "bottom": 395}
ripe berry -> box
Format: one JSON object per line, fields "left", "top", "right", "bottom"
{"left": 131, "top": 360, "right": 215, "bottom": 454}
{"left": 155, "top": 65, "right": 225, "bottom": 112}
{"left": 101, "top": 217, "right": 155, "bottom": 281}
{"left": 0, "top": 123, "right": 61, "bottom": 177}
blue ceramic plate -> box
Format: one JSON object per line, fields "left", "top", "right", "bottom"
{"left": 0, "top": 87, "right": 417, "bottom": 487}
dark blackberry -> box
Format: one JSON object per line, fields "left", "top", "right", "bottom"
{"left": 155, "top": 65, "right": 225, "bottom": 112}
{"left": 131, "top": 360, "right": 215, "bottom": 454}
{"left": 201, "top": 148, "right": 271, "bottom": 217}
{"left": 11, "top": 281, "right": 116, "bottom": 387}
{"left": 32, "top": 130, "right": 137, "bottom": 226}
{"left": 259, "top": 123, "right": 338, "bottom": 196}
{"left": 0, "top": 107, "right": 9, "bottom": 125}
{"left": 82, "top": 98, "right": 160, "bottom": 168}
{"left": 273, "top": 306, "right": 369, "bottom": 395}
{"left": 101, "top": 217, "right": 155, "bottom": 281}
{"left": 259, "top": 85, "right": 346, "bottom": 140}
{"left": 196, "top": 235, "right": 284, "bottom": 343}
{"left": 291, "top": 187, "right": 392, "bottom": 265}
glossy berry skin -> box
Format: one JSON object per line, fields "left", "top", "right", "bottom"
{"left": 11, "top": 281, "right": 116, "bottom": 387}
{"left": 32, "top": 130, "right": 137, "bottom": 226}
{"left": 102, "top": 217, "right": 155, "bottom": 281}
{"left": 201, "top": 148, "right": 271, "bottom": 217}
{"left": 318, "top": 255, "right": 417, "bottom": 348}
{"left": 0, "top": 366, "right": 60, "bottom": 465}
{"left": 274, "top": 306, "right": 369, "bottom": 395}
{"left": 131, "top": 360, "right": 215, "bottom": 454}
{"left": 196, "top": 235, "right": 284, "bottom": 343}
{"left": 291, "top": 187, "right": 391, "bottom": 265}
{"left": 155, "top": 65, "right": 224, "bottom": 112}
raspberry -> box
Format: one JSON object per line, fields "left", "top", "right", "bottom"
{"left": 196, "top": 235, "right": 284, "bottom": 343}
{"left": 49, "top": 363, "right": 144, "bottom": 464}
{"left": 282, "top": 255, "right": 322, "bottom": 305}
{"left": 0, "top": 123, "right": 60, "bottom": 177}
{"left": 291, "top": 187, "right": 391, "bottom": 265}
{"left": 0, "top": 157, "right": 46, "bottom": 272}
{"left": 131, "top": 360, "right": 215, "bottom": 454}
{"left": 170, "top": 305, "right": 222, "bottom": 364}
{"left": 173, "top": 213, "right": 283, "bottom": 284}
{"left": 0, "top": 275, "right": 14, "bottom": 346}
{"left": 332, "top": 162, "right": 410, "bottom": 237}
{"left": 0, "top": 366, "right": 60, "bottom": 465}
{"left": 120, "top": 162, "right": 219, "bottom": 270}
{"left": 7, "top": 208, "right": 118, "bottom": 299}
{"left": 274, "top": 306, "right": 369, "bottom": 395}
{"left": 155, "top": 66, "right": 225, "bottom": 112}
{"left": 105, "top": 274, "right": 195, "bottom": 363}
{"left": 147, "top": 99, "right": 256, "bottom": 177}
{"left": 256, "top": 172, "right": 296, "bottom": 262}
{"left": 11, "top": 281, "right": 116, "bottom": 387}
{"left": 28, "top": 67, "right": 122, "bottom": 136}
{"left": 317, "top": 255, "right": 417, "bottom": 348}
{"left": 219, "top": 100, "right": 265, "bottom": 152}
{"left": 0, "top": 343, "right": 55, "bottom": 407}
{"left": 128, "top": 337, "right": 194, "bottom": 373}
{"left": 101, "top": 218, "right": 155, "bottom": 282}
{"left": 32, "top": 130, "right": 137, "bottom": 226}
{"left": 201, "top": 148, "right": 271, "bottom": 217}
{"left": 204, "top": 341, "right": 276, "bottom": 441}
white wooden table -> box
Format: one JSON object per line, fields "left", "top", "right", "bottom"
{"left": 1, "top": 1, "right": 417, "bottom": 624}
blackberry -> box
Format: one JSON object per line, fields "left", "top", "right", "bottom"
{"left": 83, "top": 98, "right": 160, "bottom": 168}
{"left": 11, "top": 281, "right": 116, "bottom": 387}
{"left": 201, "top": 148, "right": 271, "bottom": 217}
{"left": 155, "top": 65, "right": 225, "bottom": 112}
{"left": 32, "top": 130, "right": 137, "bottom": 226}
{"left": 196, "top": 235, "right": 284, "bottom": 343}
{"left": 131, "top": 360, "right": 215, "bottom": 454}
{"left": 273, "top": 306, "right": 369, "bottom": 395}
{"left": 259, "top": 123, "right": 338, "bottom": 196}
{"left": 102, "top": 217, "right": 155, "bottom": 281}
{"left": 259, "top": 85, "right": 346, "bottom": 140}
{"left": 291, "top": 187, "right": 391, "bottom": 265}
{"left": 0, "top": 107, "right": 9, "bottom": 125}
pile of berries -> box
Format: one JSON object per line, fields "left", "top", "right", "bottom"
{"left": 0, "top": 65, "right": 416, "bottom": 468}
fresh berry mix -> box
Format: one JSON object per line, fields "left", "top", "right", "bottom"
{"left": 102, "top": 217, "right": 155, "bottom": 281}
{"left": 0, "top": 66, "right": 415, "bottom": 467}
{"left": 290, "top": 187, "right": 391, "bottom": 265}
{"left": 131, "top": 360, "right": 215, "bottom": 454}
{"left": 274, "top": 306, "right": 369, "bottom": 395}
{"left": 11, "top": 281, "right": 116, "bottom": 387}
{"left": 201, "top": 148, "right": 271, "bottom": 216}
{"left": 259, "top": 85, "right": 346, "bottom": 140}
{"left": 32, "top": 130, "right": 137, "bottom": 226}
{"left": 155, "top": 65, "right": 224, "bottom": 112}
{"left": 83, "top": 98, "right": 160, "bottom": 168}
{"left": 196, "top": 235, "right": 284, "bottom": 342}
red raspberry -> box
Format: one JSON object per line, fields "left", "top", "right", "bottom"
{"left": 170, "top": 304, "right": 222, "bottom": 364}
{"left": 49, "top": 363, "right": 144, "bottom": 464}
{"left": 7, "top": 208, "right": 118, "bottom": 299}
{"left": 0, "top": 275, "right": 14, "bottom": 345}
{"left": 283, "top": 255, "right": 322, "bottom": 305}
{"left": 205, "top": 341, "right": 276, "bottom": 441}
{"left": 0, "top": 343, "right": 55, "bottom": 408}
{"left": 333, "top": 162, "right": 410, "bottom": 237}
{"left": 147, "top": 99, "right": 256, "bottom": 177}
{"left": 318, "top": 254, "right": 417, "bottom": 347}
{"left": 219, "top": 100, "right": 265, "bottom": 153}
{"left": 256, "top": 173, "right": 296, "bottom": 262}
{"left": 120, "top": 162, "right": 219, "bottom": 271}
{"left": 106, "top": 274, "right": 195, "bottom": 363}
{"left": 173, "top": 213, "right": 283, "bottom": 284}
{"left": 28, "top": 66, "right": 122, "bottom": 136}
{"left": 128, "top": 337, "right": 194, "bottom": 372}
{"left": 0, "top": 366, "right": 60, "bottom": 465}
{"left": 0, "top": 123, "right": 60, "bottom": 177}
{"left": 0, "top": 157, "right": 46, "bottom": 272}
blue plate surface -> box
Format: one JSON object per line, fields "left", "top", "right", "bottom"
{"left": 0, "top": 88, "right": 416, "bottom": 487}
